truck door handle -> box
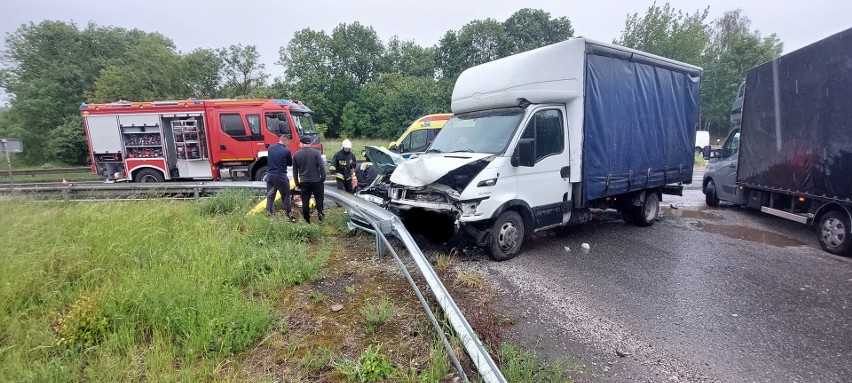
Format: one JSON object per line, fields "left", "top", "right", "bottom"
{"left": 220, "top": 145, "right": 226, "bottom": 150}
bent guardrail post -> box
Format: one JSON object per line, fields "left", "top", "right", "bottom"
{"left": 324, "top": 188, "right": 507, "bottom": 383}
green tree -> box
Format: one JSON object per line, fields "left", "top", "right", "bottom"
{"left": 218, "top": 44, "right": 268, "bottom": 97}
{"left": 0, "top": 21, "right": 170, "bottom": 163}
{"left": 614, "top": 1, "right": 710, "bottom": 65}
{"left": 380, "top": 36, "right": 435, "bottom": 78}
{"left": 280, "top": 23, "right": 383, "bottom": 137}
{"left": 701, "top": 10, "right": 782, "bottom": 136}
{"left": 45, "top": 116, "right": 88, "bottom": 165}
{"left": 503, "top": 8, "right": 574, "bottom": 55}
{"left": 91, "top": 36, "right": 188, "bottom": 102}
{"left": 341, "top": 73, "right": 444, "bottom": 139}
{"left": 184, "top": 48, "right": 223, "bottom": 98}
{"left": 436, "top": 9, "right": 574, "bottom": 81}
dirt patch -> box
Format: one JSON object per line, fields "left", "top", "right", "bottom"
{"left": 227, "top": 208, "right": 497, "bottom": 382}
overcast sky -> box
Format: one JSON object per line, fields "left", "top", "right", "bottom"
{"left": 1, "top": 0, "right": 850, "bottom": 87}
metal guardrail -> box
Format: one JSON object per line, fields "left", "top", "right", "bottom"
{"left": 328, "top": 188, "right": 507, "bottom": 383}
{"left": 7, "top": 166, "right": 91, "bottom": 176}
{"left": 0, "top": 181, "right": 507, "bottom": 382}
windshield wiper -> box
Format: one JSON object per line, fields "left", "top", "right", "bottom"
{"left": 425, "top": 148, "right": 443, "bottom": 153}
{"left": 450, "top": 149, "right": 474, "bottom": 153}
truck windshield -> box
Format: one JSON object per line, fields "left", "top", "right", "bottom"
{"left": 292, "top": 112, "right": 318, "bottom": 135}
{"left": 428, "top": 109, "right": 524, "bottom": 154}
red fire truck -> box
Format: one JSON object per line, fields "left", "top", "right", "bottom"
{"left": 81, "top": 99, "right": 323, "bottom": 182}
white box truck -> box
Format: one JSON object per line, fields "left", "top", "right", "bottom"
{"left": 387, "top": 37, "right": 702, "bottom": 261}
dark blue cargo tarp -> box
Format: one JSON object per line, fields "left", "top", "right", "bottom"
{"left": 581, "top": 49, "right": 700, "bottom": 203}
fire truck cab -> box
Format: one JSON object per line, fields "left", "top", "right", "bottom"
{"left": 81, "top": 99, "right": 323, "bottom": 182}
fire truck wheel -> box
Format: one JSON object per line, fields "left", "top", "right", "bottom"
{"left": 254, "top": 166, "right": 268, "bottom": 182}
{"left": 134, "top": 169, "right": 164, "bottom": 183}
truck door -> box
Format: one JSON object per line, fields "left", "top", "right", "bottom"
{"left": 513, "top": 107, "right": 570, "bottom": 228}
{"left": 209, "top": 110, "right": 264, "bottom": 162}
{"left": 716, "top": 128, "right": 741, "bottom": 201}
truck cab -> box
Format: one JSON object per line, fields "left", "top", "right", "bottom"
{"left": 704, "top": 128, "right": 741, "bottom": 206}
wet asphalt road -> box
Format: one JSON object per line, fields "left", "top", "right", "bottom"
{"left": 459, "top": 176, "right": 852, "bottom": 382}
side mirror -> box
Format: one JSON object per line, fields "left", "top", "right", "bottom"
{"left": 512, "top": 138, "right": 535, "bottom": 167}
{"left": 702, "top": 145, "right": 712, "bottom": 160}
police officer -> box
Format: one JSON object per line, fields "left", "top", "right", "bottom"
{"left": 330, "top": 139, "right": 357, "bottom": 193}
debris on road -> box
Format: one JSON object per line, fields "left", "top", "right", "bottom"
{"left": 616, "top": 349, "right": 631, "bottom": 358}
{"left": 330, "top": 304, "right": 343, "bottom": 312}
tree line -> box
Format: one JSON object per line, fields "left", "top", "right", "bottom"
{"left": 0, "top": 3, "right": 781, "bottom": 165}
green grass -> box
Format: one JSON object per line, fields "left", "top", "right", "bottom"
{"left": 500, "top": 343, "right": 574, "bottom": 383}
{"left": 360, "top": 295, "right": 396, "bottom": 332}
{"left": 0, "top": 194, "right": 330, "bottom": 381}
{"left": 694, "top": 151, "right": 707, "bottom": 167}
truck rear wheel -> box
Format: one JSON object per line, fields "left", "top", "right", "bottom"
{"left": 486, "top": 210, "right": 524, "bottom": 262}
{"left": 818, "top": 210, "right": 852, "bottom": 256}
{"left": 630, "top": 192, "right": 659, "bottom": 227}
{"left": 705, "top": 179, "right": 720, "bottom": 207}
{"left": 134, "top": 169, "right": 164, "bottom": 183}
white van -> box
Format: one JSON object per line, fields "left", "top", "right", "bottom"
{"left": 388, "top": 37, "right": 702, "bottom": 261}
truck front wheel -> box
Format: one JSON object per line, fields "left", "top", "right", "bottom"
{"left": 818, "top": 210, "right": 852, "bottom": 256}
{"left": 705, "top": 179, "right": 720, "bottom": 207}
{"left": 134, "top": 169, "right": 164, "bottom": 183}
{"left": 486, "top": 210, "right": 524, "bottom": 262}
{"left": 630, "top": 192, "right": 659, "bottom": 227}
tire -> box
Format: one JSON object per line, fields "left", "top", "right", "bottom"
{"left": 254, "top": 165, "right": 268, "bottom": 182}
{"left": 630, "top": 192, "right": 659, "bottom": 227}
{"left": 705, "top": 179, "right": 720, "bottom": 207}
{"left": 134, "top": 168, "right": 164, "bottom": 183}
{"left": 486, "top": 210, "right": 524, "bottom": 262}
{"left": 817, "top": 210, "right": 852, "bottom": 256}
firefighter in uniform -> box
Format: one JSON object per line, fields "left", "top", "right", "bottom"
{"left": 330, "top": 139, "right": 357, "bottom": 193}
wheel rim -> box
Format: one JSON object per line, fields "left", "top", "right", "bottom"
{"left": 497, "top": 220, "right": 519, "bottom": 251}
{"left": 260, "top": 172, "right": 268, "bottom": 182}
{"left": 140, "top": 174, "right": 158, "bottom": 183}
{"left": 644, "top": 195, "right": 659, "bottom": 221}
{"left": 821, "top": 217, "right": 846, "bottom": 248}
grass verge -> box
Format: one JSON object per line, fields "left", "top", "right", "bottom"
{"left": 0, "top": 195, "right": 327, "bottom": 381}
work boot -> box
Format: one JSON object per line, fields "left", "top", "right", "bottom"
{"left": 318, "top": 213, "right": 325, "bottom": 224}
{"left": 287, "top": 212, "right": 297, "bottom": 223}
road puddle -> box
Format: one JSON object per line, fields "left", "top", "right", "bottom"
{"left": 661, "top": 206, "right": 721, "bottom": 220}
{"left": 691, "top": 222, "right": 806, "bottom": 247}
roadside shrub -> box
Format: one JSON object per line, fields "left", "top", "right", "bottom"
{"left": 198, "top": 188, "right": 256, "bottom": 215}
{"left": 54, "top": 295, "right": 110, "bottom": 348}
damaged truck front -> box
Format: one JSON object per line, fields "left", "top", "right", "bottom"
{"left": 388, "top": 37, "right": 702, "bottom": 261}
